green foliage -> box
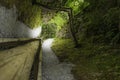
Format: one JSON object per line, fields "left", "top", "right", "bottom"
{"left": 56, "top": 24, "right": 71, "bottom": 39}
{"left": 20, "top": 5, "right": 42, "bottom": 28}
{"left": 0, "top": 0, "right": 42, "bottom": 28}
{"left": 52, "top": 38, "right": 120, "bottom": 80}
{"left": 104, "top": 7, "right": 120, "bottom": 28}
{"left": 41, "top": 11, "right": 69, "bottom": 39}
{"left": 36, "top": 0, "right": 62, "bottom": 8}
{"left": 0, "top": 0, "right": 16, "bottom": 8}
{"left": 41, "top": 23, "right": 57, "bottom": 39}
{"left": 65, "top": 0, "right": 89, "bottom": 15}
{"left": 73, "top": 0, "right": 120, "bottom": 44}
{"left": 49, "top": 12, "right": 68, "bottom": 30}
{"left": 52, "top": 38, "right": 79, "bottom": 62}
{"left": 52, "top": 0, "right": 120, "bottom": 80}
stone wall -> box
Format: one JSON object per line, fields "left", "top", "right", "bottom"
{"left": 0, "top": 6, "right": 41, "bottom": 38}
{"left": 0, "top": 6, "right": 17, "bottom": 37}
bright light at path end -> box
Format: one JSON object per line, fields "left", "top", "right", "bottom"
{"left": 42, "top": 39, "right": 54, "bottom": 48}
{"left": 29, "top": 26, "right": 42, "bottom": 38}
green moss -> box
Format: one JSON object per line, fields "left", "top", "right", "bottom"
{"left": 52, "top": 38, "right": 120, "bottom": 80}
{"left": 41, "top": 23, "right": 57, "bottom": 39}
{"left": 49, "top": 12, "right": 68, "bottom": 30}
{"left": 0, "top": 0, "right": 42, "bottom": 28}
{"left": 65, "top": 0, "right": 89, "bottom": 15}
{"left": 21, "top": 5, "right": 42, "bottom": 28}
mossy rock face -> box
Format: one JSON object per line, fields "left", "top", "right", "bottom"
{"left": 0, "top": 0, "right": 42, "bottom": 28}
{"left": 20, "top": 5, "right": 42, "bottom": 29}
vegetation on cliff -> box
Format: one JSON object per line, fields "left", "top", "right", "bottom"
{"left": 0, "top": 0, "right": 42, "bottom": 28}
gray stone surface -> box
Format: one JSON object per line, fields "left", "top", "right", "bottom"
{"left": 0, "top": 6, "right": 17, "bottom": 38}
{"left": 0, "top": 6, "right": 41, "bottom": 38}
{"left": 42, "top": 39, "right": 75, "bottom": 80}
{"left": 15, "top": 21, "right": 42, "bottom": 38}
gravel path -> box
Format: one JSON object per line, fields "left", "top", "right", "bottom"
{"left": 42, "top": 39, "right": 75, "bottom": 80}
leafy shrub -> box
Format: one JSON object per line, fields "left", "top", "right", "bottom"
{"left": 41, "top": 23, "right": 57, "bottom": 39}
{"left": 74, "top": 0, "right": 120, "bottom": 44}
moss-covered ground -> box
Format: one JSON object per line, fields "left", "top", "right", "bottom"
{"left": 52, "top": 38, "right": 120, "bottom": 80}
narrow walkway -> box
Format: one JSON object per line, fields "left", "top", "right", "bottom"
{"left": 0, "top": 39, "right": 39, "bottom": 80}
{"left": 42, "top": 39, "right": 75, "bottom": 80}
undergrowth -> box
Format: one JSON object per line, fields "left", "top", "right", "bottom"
{"left": 52, "top": 38, "right": 120, "bottom": 80}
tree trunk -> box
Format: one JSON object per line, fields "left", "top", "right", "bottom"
{"left": 68, "top": 9, "right": 79, "bottom": 47}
